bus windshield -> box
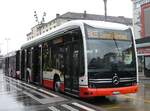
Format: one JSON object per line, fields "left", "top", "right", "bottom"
{"left": 85, "top": 25, "right": 136, "bottom": 71}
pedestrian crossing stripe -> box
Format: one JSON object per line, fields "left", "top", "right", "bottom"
{"left": 72, "top": 102, "right": 96, "bottom": 111}
{"left": 61, "top": 104, "right": 79, "bottom": 111}
{"left": 48, "top": 102, "right": 96, "bottom": 111}
{"left": 48, "top": 106, "right": 60, "bottom": 111}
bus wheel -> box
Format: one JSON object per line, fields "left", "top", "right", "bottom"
{"left": 27, "top": 76, "right": 30, "bottom": 83}
{"left": 54, "top": 77, "right": 61, "bottom": 92}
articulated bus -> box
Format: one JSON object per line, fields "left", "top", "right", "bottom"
{"left": 4, "top": 51, "right": 20, "bottom": 78}
{"left": 6, "top": 20, "right": 138, "bottom": 97}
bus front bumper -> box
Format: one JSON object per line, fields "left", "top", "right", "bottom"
{"left": 79, "top": 85, "right": 138, "bottom": 98}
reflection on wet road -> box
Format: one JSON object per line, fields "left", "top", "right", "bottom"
{"left": 0, "top": 72, "right": 48, "bottom": 111}
{"left": 0, "top": 70, "right": 100, "bottom": 111}
{"left": 2, "top": 68, "right": 150, "bottom": 111}
{"left": 85, "top": 81, "right": 150, "bottom": 111}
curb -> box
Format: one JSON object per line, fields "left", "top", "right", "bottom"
{"left": 5, "top": 76, "right": 59, "bottom": 97}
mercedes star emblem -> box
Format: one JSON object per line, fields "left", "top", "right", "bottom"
{"left": 112, "top": 73, "right": 119, "bottom": 85}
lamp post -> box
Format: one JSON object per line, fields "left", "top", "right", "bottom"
{"left": 103, "top": 0, "right": 107, "bottom": 21}
{"left": 5, "top": 38, "right": 10, "bottom": 54}
{"left": 34, "top": 11, "right": 46, "bottom": 35}
{"left": 0, "top": 43, "right": 2, "bottom": 54}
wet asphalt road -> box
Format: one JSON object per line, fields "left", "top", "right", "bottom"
{"left": 0, "top": 70, "right": 101, "bottom": 111}
{"left": 85, "top": 81, "right": 150, "bottom": 111}
{"left": 1, "top": 68, "right": 150, "bottom": 111}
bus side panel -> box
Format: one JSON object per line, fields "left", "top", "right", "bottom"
{"left": 43, "top": 79, "right": 53, "bottom": 89}
{"left": 60, "top": 82, "right": 64, "bottom": 92}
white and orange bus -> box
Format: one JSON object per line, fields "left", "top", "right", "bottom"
{"left": 12, "top": 20, "right": 138, "bottom": 97}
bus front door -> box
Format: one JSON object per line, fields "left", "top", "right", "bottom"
{"left": 64, "top": 42, "right": 80, "bottom": 95}
{"left": 32, "top": 46, "right": 42, "bottom": 85}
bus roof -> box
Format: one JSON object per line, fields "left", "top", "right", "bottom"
{"left": 21, "top": 20, "right": 130, "bottom": 49}
{"left": 4, "top": 51, "right": 17, "bottom": 58}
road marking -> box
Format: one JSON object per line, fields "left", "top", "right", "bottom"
{"left": 48, "top": 106, "right": 60, "bottom": 111}
{"left": 61, "top": 104, "right": 79, "bottom": 111}
{"left": 72, "top": 102, "right": 96, "bottom": 111}
{"left": 38, "top": 89, "right": 59, "bottom": 97}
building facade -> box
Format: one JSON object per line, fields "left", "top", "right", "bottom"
{"left": 27, "top": 11, "right": 132, "bottom": 41}
{"left": 132, "top": 0, "right": 150, "bottom": 77}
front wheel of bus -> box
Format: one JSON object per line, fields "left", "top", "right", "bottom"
{"left": 54, "top": 77, "right": 61, "bottom": 92}
{"left": 27, "top": 76, "right": 30, "bottom": 83}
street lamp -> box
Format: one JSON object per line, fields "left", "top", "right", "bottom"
{"left": 103, "top": 0, "right": 107, "bottom": 21}
{"left": 0, "top": 43, "right": 2, "bottom": 54}
{"left": 34, "top": 11, "right": 46, "bottom": 35}
{"left": 5, "top": 38, "right": 10, "bottom": 54}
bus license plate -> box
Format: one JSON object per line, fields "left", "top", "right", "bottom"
{"left": 112, "top": 91, "right": 120, "bottom": 95}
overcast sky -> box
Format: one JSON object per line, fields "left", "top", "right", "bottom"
{"left": 0, "top": 0, "right": 133, "bottom": 54}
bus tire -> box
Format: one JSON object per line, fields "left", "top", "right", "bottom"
{"left": 27, "top": 76, "right": 30, "bottom": 83}
{"left": 54, "top": 75, "right": 61, "bottom": 92}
